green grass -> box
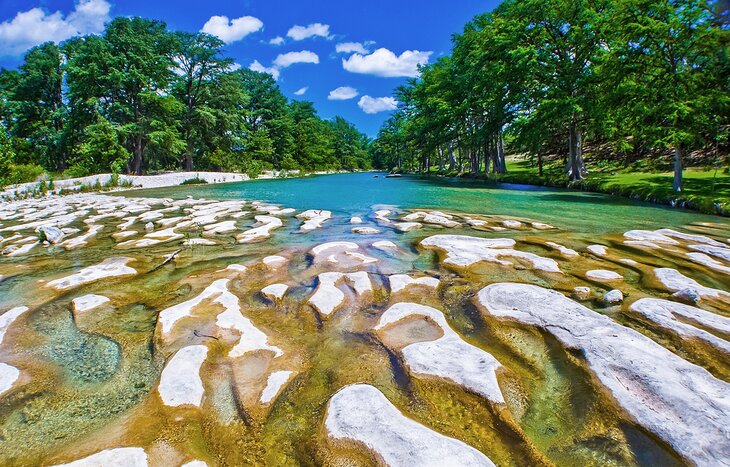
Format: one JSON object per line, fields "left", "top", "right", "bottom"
{"left": 490, "top": 159, "right": 730, "bottom": 215}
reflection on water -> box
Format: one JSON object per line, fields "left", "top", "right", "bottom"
{"left": 0, "top": 173, "right": 727, "bottom": 465}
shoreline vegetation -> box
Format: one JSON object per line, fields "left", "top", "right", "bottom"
{"left": 371, "top": 0, "right": 729, "bottom": 215}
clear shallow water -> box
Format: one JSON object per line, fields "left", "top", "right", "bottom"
{"left": 129, "top": 172, "right": 724, "bottom": 234}
{"left": 0, "top": 172, "right": 728, "bottom": 466}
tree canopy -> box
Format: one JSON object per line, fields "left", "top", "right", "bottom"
{"left": 0, "top": 17, "right": 371, "bottom": 182}
{"left": 373, "top": 0, "right": 729, "bottom": 191}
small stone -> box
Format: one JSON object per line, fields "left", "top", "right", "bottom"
{"left": 573, "top": 286, "right": 591, "bottom": 300}
{"left": 261, "top": 283, "right": 288, "bottom": 302}
{"left": 352, "top": 227, "right": 380, "bottom": 235}
{"left": 35, "top": 225, "right": 65, "bottom": 244}
{"left": 604, "top": 289, "right": 623, "bottom": 304}
{"left": 144, "top": 222, "right": 154, "bottom": 232}
{"left": 350, "top": 217, "right": 363, "bottom": 224}
{"left": 672, "top": 288, "right": 701, "bottom": 304}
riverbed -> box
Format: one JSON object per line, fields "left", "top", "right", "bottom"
{"left": 0, "top": 173, "right": 728, "bottom": 466}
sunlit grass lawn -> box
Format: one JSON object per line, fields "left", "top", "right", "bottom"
{"left": 500, "top": 159, "right": 730, "bottom": 213}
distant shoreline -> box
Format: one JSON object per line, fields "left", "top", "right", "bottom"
{"left": 0, "top": 170, "right": 349, "bottom": 201}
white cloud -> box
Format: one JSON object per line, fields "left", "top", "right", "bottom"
{"left": 249, "top": 60, "right": 280, "bottom": 80}
{"left": 201, "top": 15, "right": 263, "bottom": 44}
{"left": 294, "top": 87, "right": 308, "bottom": 96}
{"left": 228, "top": 62, "right": 242, "bottom": 72}
{"left": 358, "top": 95, "right": 398, "bottom": 114}
{"left": 335, "top": 42, "right": 368, "bottom": 55}
{"left": 343, "top": 48, "right": 432, "bottom": 78}
{"left": 273, "top": 50, "right": 319, "bottom": 68}
{"left": 287, "top": 23, "right": 332, "bottom": 41}
{"left": 328, "top": 86, "right": 358, "bottom": 100}
{"left": 0, "top": 0, "right": 110, "bottom": 57}
{"left": 269, "top": 36, "right": 284, "bottom": 45}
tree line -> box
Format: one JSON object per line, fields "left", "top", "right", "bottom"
{"left": 371, "top": 0, "right": 729, "bottom": 192}
{"left": 0, "top": 17, "right": 371, "bottom": 186}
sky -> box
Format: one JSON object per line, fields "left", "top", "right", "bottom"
{"left": 0, "top": 0, "right": 501, "bottom": 136}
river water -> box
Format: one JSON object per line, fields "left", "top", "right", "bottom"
{"left": 0, "top": 172, "right": 727, "bottom": 466}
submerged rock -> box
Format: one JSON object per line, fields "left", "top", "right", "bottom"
{"left": 236, "top": 216, "right": 283, "bottom": 243}
{"left": 325, "top": 384, "right": 494, "bottom": 466}
{"left": 372, "top": 240, "right": 398, "bottom": 251}
{"left": 572, "top": 286, "right": 591, "bottom": 300}
{"left": 158, "top": 345, "right": 208, "bottom": 407}
{"left": 477, "top": 282, "right": 730, "bottom": 466}
{"left": 393, "top": 222, "right": 422, "bottom": 232}
{"left": 308, "top": 271, "right": 372, "bottom": 317}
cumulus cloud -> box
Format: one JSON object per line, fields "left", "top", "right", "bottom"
{"left": 228, "top": 62, "right": 242, "bottom": 72}
{"left": 287, "top": 23, "right": 332, "bottom": 41}
{"left": 358, "top": 95, "right": 398, "bottom": 114}
{"left": 273, "top": 50, "right": 319, "bottom": 68}
{"left": 249, "top": 60, "right": 280, "bottom": 80}
{"left": 269, "top": 36, "right": 284, "bottom": 45}
{"left": 328, "top": 86, "right": 359, "bottom": 100}
{"left": 294, "top": 87, "right": 308, "bottom": 96}
{"left": 0, "top": 0, "right": 111, "bottom": 57}
{"left": 343, "top": 48, "right": 432, "bottom": 78}
{"left": 335, "top": 42, "right": 369, "bottom": 55}
{"left": 201, "top": 15, "right": 263, "bottom": 44}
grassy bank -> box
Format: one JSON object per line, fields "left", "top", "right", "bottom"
{"left": 428, "top": 159, "right": 730, "bottom": 216}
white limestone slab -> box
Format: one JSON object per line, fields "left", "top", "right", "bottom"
{"left": 0, "top": 306, "right": 28, "bottom": 344}
{"left": 0, "top": 362, "right": 20, "bottom": 396}
{"left": 46, "top": 257, "right": 137, "bottom": 291}
{"left": 259, "top": 370, "right": 294, "bottom": 404}
{"left": 654, "top": 268, "right": 730, "bottom": 301}
{"left": 72, "top": 294, "right": 110, "bottom": 313}
{"left": 376, "top": 302, "right": 504, "bottom": 403}
{"left": 52, "top": 447, "right": 148, "bottom": 467}
{"left": 585, "top": 269, "right": 623, "bottom": 281}
{"left": 477, "top": 282, "right": 730, "bottom": 466}
{"left": 158, "top": 345, "right": 208, "bottom": 407}
{"left": 262, "top": 284, "right": 288, "bottom": 302}
{"left": 325, "top": 384, "right": 494, "bottom": 467}
{"left": 420, "top": 235, "right": 560, "bottom": 272}
{"left": 630, "top": 298, "right": 730, "bottom": 353}
{"left": 388, "top": 274, "right": 439, "bottom": 294}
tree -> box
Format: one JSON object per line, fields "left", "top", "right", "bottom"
{"left": 10, "top": 43, "right": 67, "bottom": 170}
{"left": 606, "top": 0, "right": 727, "bottom": 191}
{"left": 172, "top": 32, "right": 232, "bottom": 170}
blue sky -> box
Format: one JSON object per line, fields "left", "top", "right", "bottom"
{"left": 0, "top": 0, "right": 500, "bottom": 136}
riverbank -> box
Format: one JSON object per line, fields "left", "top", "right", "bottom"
{"left": 0, "top": 169, "right": 343, "bottom": 201}
{"left": 413, "top": 160, "right": 730, "bottom": 217}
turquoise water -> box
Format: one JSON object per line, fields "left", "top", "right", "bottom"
{"left": 129, "top": 172, "right": 724, "bottom": 233}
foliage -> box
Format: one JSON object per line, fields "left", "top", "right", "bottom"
{"left": 0, "top": 18, "right": 371, "bottom": 178}
{"left": 373, "top": 0, "right": 729, "bottom": 192}
{"left": 180, "top": 177, "right": 209, "bottom": 185}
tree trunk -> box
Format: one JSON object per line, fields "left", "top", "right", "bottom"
{"left": 448, "top": 142, "right": 456, "bottom": 171}
{"left": 538, "top": 153, "right": 543, "bottom": 177}
{"left": 184, "top": 152, "right": 194, "bottom": 171}
{"left": 673, "top": 146, "right": 683, "bottom": 192}
{"left": 496, "top": 128, "right": 507, "bottom": 174}
{"left": 133, "top": 135, "right": 144, "bottom": 175}
{"left": 567, "top": 123, "right": 586, "bottom": 181}
{"left": 438, "top": 145, "right": 444, "bottom": 172}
